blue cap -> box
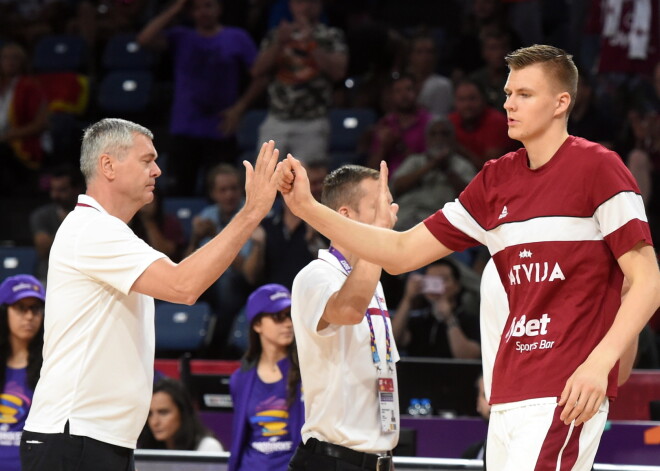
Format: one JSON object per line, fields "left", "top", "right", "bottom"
{"left": 0, "top": 274, "right": 46, "bottom": 305}
{"left": 246, "top": 284, "right": 291, "bottom": 324}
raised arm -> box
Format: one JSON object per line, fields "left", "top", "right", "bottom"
{"left": 279, "top": 155, "right": 453, "bottom": 275}
{"left": 136, "top": 0, "right": 187, "bottom": 48}
{"left": 131, "top": 141, "right": 279, "bottom": 304}
{"left": 558, "top": 242, "right": 660, "bottom": 425}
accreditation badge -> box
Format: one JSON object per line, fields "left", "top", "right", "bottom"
{"left": 377, "top": 375, "right": 397, "bottom": 433}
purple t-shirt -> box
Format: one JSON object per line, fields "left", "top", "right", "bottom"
{"left": 167, "top": 26, "right": 257, "bottom": 139}
{"left": 0, "top": 367, "right": 33, "bottom": 471}
{"left": 238, "top": 376, "right": 294, "bottom": 471}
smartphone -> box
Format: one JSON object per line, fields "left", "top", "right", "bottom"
{"left": 422, "top": 275, "right": 445, "bottom": 295}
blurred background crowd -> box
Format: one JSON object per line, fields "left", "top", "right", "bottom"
{"left": 0, "top": 0, "right": 658, "bottom": 366}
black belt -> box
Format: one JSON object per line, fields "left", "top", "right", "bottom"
{"left": 303, "top": 438, "right": 393, "bottom": 471}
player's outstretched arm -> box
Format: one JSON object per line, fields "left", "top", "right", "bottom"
{"left": 132, "top": 141, "right": 280, "bottom": 304}
{"left": 278, "top": 155, "right": 453, "bottom": 275}
{"left": 558, "top": 243, "right": 660, "bottom": 425}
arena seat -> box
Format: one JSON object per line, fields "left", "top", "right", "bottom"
{"left": 155, "top": 301, "right": 214, "bottom": 352}
{"left": 98, "top": 70, "right": 153, "bottom": 115}
{"left": 0, "top": 246, "right": 37, "bottom": 280}
{"left": 102, "top": 33, "right": 153, "bottom": 71}
{"left": 33, "top": 35, "right": 87, "bottom": 73}
{"left": 162, "top": 196, "right": 208, "bottom": 240}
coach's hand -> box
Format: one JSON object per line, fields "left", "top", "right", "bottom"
{"left": 243, "top": 140, "right": 279, "bottom": 218}
{"left": 558, "top": 356, "right": 608, "bottom": 426}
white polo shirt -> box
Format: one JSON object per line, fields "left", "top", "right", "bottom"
{"left": 291, "top": 249, "right": 400, "bottom": 454}
{"left": 24, "top": 195, "right": 166, "bottom": 448}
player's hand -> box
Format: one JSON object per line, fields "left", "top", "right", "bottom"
{"left": 276, "top": 158, "right": 295, "bottom": 194}
{"left": 374, "top": 161, "right": 398, "bottom": 229}
{"left": 279, "top": 154, "right": 315, "bottom": 217}
{"left": 558, "top": 357, "right": 608, "bottom": 426}
{"left": 243, "top": 141, "right": 279, "bottom": 219}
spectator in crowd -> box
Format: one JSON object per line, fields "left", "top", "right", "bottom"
{"left": 448, "top": 78, "right": 516, "bottom": 169}
{"left": 470, "top": 30, "right": 512, "bottom": 113}
{"left": 568, "top": 69, "right": 617, "bottom": 149}
{"left": 252, "top": 0, "right": 348, "bottom": 163}
{"left": 0, "top": 1, "right": 69, "bottom": 47}
{"left": 139, "top": 377, "right": 223, "bottom": 451}
{"left": 70, "top": 0, "right": 152, "bottom": 52}
{"left": 406, "top": 32, "right": 453, "bottom": 117}
{"left": 392, "top": 259, "right": 481, "bottom": 359}
{"left": 625, "top": 61, "right": 660, "bottom": 245}
{"left": 391, "top": 117, "right": 476, "bottom": 231}
{"left": 186, "top": 164, "right": 258, "bottom": 353}
{"left": 138, "top": 0, "right": 262, "bottom": 195}
{"left": 368, "top": 73, "right": 432, "bottom": 175}
{"left": 229, "top": 283, "right": 303, "bottom": 471}
{"left": 585, "top": 0, "right": 659, "bottom": 77}
{"left": 244, "top": 160, "right": 328, "bottom": 289}
{"left": 0, "top": 275, "right": 45, "bottom": 471}
{"left": 0, "top": 42, "right": 50, "bottom": 197}
{"left": 130, "top": 187, "right": 186, "bottom": 263}
{"left": 29, "top": 165, "right": 85, "bottom": 282}
{"left": 448, "top": 0, "right": 512, "bottom": 81}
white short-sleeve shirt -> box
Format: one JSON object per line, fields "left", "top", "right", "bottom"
{"left": 291, "top": 249, "right": 400, "bottom": 454}
{"left": 24, "top": 195, "right": 166, "bottom": 449}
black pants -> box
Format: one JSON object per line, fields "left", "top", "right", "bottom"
{"left": 20, "top": 423, "right": 134, "bottom": 471}
{"left": 288, "top": 440, "right": 393, "bottom": 471}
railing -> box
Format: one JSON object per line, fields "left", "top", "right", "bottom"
{"left": 134, "top": 450, "right": 660, "bottom": 471}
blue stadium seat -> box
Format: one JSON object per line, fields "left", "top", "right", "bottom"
{"left": 329, "top": 108, "right": 377, "bottom": 152}
{"left": 98, "top": 71, "right": 153, "bottom": 115}
{"left": 162, "top": 197, "right": 209, "bottom": 240}
{"left": 0, "top": 247, "right": 37, "bottom": 280}
{"left": 33, "top": 35, "right": 87, "bottom": 73}
{"left": 102, "top": 34, "right": 153, "bottom": 71}
{"left": 155, "top": 301, "right": 213, "bottom": 351}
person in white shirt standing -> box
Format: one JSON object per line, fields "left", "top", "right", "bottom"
{"left": 289, "top": 165, "right": 400, "bottom": 471}
{"left": 20, "top": 118, "right": 280, "bottom": 471}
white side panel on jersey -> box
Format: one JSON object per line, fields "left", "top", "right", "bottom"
{"left": 594, "top": 191, "right": 647, "bottom": 237}
{"left": 441, "top": 200, "right": 488, "bottom": 246}
{"left": 485, "top": 216, "right": 603, "bottom": 255}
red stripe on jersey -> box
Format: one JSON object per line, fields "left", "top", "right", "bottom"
{"left": 604, "top": 218, "right": 654, "bottom": 259}
{"left": 367, "top": 307, "right": 389, "bottom": 318}
{"left": 534, "top": 407, "right": 581, "bottom": 471}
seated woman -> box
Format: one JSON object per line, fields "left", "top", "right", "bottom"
{"left": 229, "top": 284, "right": 304, "bottom": 471}
{"left": 139, "top": 377, "right": 223, "bottom": 451}
{"left": 0, "top": 274, "right": 45, "bottom": 471}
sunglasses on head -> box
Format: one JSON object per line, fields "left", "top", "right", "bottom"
{"left": 261, "top": 309, "right": 291, "bottom": 323}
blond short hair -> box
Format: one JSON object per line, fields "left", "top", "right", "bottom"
{"left": 505, "top": 44, "right": 578, "bottom": 114}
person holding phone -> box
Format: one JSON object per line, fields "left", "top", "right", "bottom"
{"left": 392, "top": 259, "right": 481, "bottom": 359}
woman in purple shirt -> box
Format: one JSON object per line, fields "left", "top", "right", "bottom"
{"left": 0, "top": 275, "right": 45, "bottom": 471}
{"left": 229, "top": 284, "right": 304, "bottom": 471}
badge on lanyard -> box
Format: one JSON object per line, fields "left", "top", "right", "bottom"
{"left": 378, "top": 376, "right": 397, "bottom": 433}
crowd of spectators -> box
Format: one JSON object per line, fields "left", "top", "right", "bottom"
{"left": 1, "top": 0, "right": 658, "bottom": 365}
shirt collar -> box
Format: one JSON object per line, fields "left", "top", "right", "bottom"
{"left": 76, "top": 194, "right": 108, "bottom": 214}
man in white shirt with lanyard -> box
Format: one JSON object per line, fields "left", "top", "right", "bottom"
{"left": 289, "top": 165, "right": 400, "bottom": 471}
{"left": 20, "top": 118, "right": 280, "bottom": 471}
